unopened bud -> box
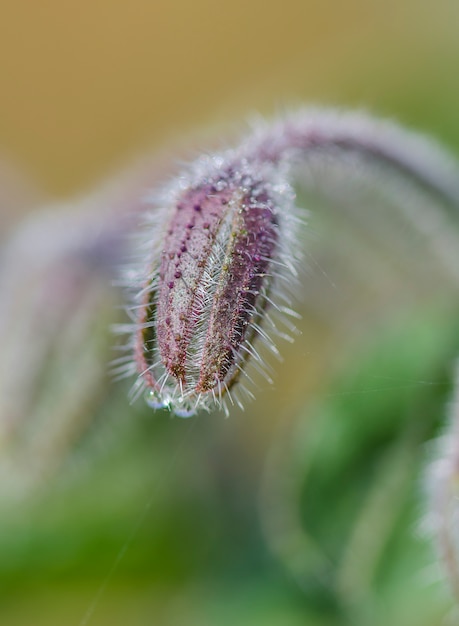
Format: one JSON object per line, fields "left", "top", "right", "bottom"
{"left": 122, "top": 108, "right": 459, "bottom": 418}
{"left": 124, "top": 156, "right": 302, "bottom": 416}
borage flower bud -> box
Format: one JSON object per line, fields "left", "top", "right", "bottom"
{"left": 121, "top": 108, "right": 459, "bottom": 419}
{"left": 124, "top": 156, "right": 303, "bottom": 417}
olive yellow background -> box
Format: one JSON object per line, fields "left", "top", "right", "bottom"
{"left": 1, "top": 0, "right": 459, "bottom": 196}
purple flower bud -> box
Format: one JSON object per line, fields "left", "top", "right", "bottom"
{"left": 121, "top": 108, "right": 459, "bottom": 418}
{"left": 124, "top": 155, "right": 302, "bottom": 417}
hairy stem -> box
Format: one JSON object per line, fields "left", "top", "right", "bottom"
{"left": 248, "top": 109, "right": 459, "bottom": 209}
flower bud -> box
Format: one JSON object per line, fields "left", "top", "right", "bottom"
{"left": 125, "top": 155, "right": 302, "bottom": 417}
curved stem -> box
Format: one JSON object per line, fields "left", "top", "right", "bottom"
{"left": 248, "top": 109, "right": 459, "bottom": 209}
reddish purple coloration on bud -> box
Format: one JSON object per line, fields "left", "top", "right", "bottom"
{"left": 154, "top": 183, "right": 278, "bottom": 395}
{"left": 122, "top": 153, "right": 302, "bottom": 417}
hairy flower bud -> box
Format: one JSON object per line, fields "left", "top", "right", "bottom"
{"left": 120, "top": 108, "right": 459, "bottom": 419}
{"left": 121, "top": 155, "right": 303, "bottom": 417}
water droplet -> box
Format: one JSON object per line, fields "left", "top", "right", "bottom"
{"left": 174, "top": 395, "right": 195, "bottom": 418}
{"left": 145, "top": 389, "right": 169, "bottom": 410}
{"left": 174, "top": 406, "right": 195, "bottom": 418}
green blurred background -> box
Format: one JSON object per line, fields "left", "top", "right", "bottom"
{"left": 1, "top": 1, "right": 459, "bottom": 624}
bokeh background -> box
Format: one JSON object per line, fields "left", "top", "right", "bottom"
{"left": 1, "top": 1, "right": 459, "bottom": 625}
